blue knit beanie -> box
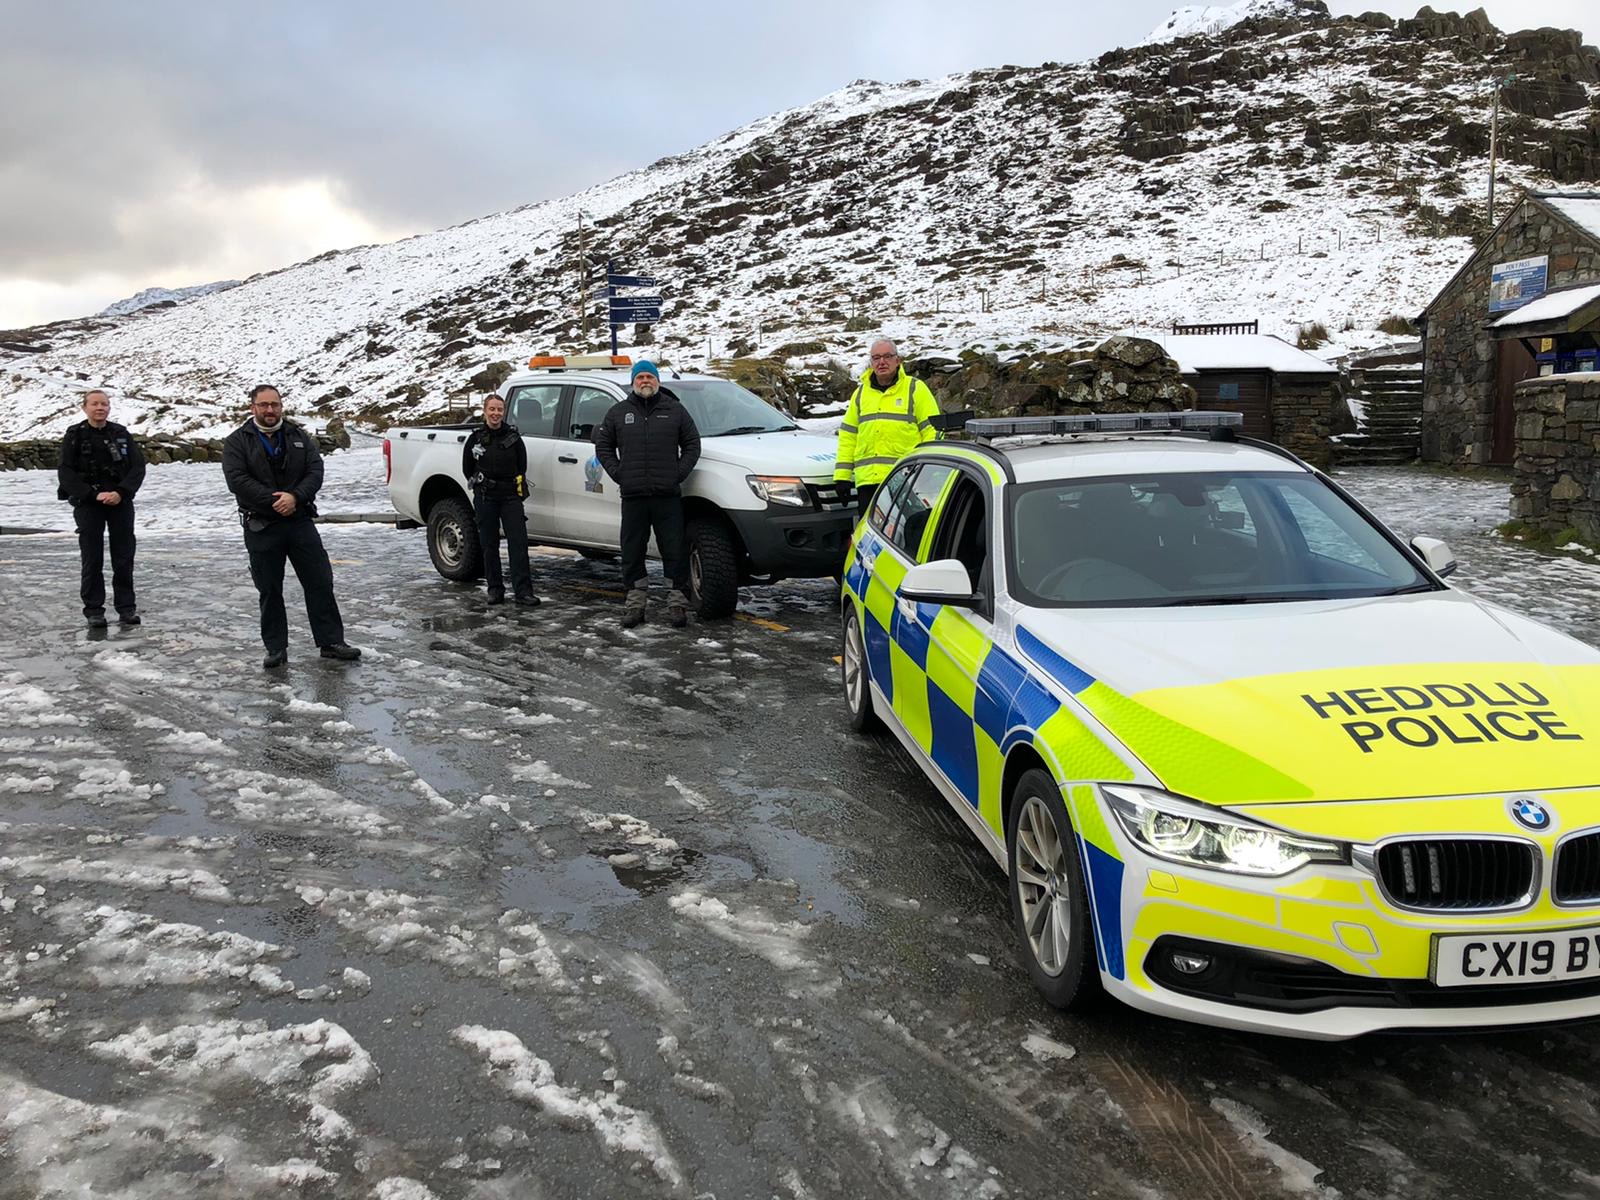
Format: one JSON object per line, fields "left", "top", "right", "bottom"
{"left": 631, "top": 360, "right": 659, "bottom": 382}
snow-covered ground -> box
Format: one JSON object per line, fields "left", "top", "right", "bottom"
{"left": 2, "top": 463, "right": 1598, "bottom": 1198}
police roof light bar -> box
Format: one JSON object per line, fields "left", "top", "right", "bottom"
{"left": 965, "top": 411, "right": 1244, "bottom": 442}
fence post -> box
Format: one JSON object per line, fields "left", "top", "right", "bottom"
{"left": 1298, "top": 234, "right": 1303, "bottom": 254}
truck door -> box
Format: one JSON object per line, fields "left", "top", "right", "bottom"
{"left": 551, "top": 384, "right": 624, "bottom": 548}
{"left": 504, "top": 382, "right": 566, "bottom": 534}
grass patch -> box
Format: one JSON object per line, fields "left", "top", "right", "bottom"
{"left": 1377, "top": 314, "right": 1417, "bottom": 336}
{"left": 1496, "top": 520, "right": 1600, "bottom": 558}
{"left": 1295, "top": 321, "right": 1330, "bottom": 349}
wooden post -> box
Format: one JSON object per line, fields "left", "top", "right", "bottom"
{"left": 1487, "top": 77, "right": 1506, "bottom": 226}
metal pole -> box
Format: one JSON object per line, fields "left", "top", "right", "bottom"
{"left": 578, "top": 212, "right": 588, "bottom": 348}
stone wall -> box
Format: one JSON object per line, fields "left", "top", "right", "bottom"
{"left": 1510, "top": 376, "right": 1600, "bottom": 544}
{"left": 1422, "top": 197, "right": 1600, "bottom": 465}
{"left": 1272, "top": 376, "right": 1336, "bottom": 469}
{"left": 0, "top": 419, "right": 351, "bottom": 472}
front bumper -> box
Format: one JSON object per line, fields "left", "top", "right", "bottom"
{"left": 727, "top": 504, "right": 856, "bottom": 578}
{"left": 1074, "top": 784, "right": 1600, "bottom": 1038}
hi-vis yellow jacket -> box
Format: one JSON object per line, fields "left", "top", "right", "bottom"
{"left": 833, "top": 366, "right": 941, "bottom": 488}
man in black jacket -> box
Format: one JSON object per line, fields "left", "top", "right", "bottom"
{"left": 57, "top": 389, "right": 145, "bottom": 628}
{"left": 593, "top": 361, "right": 701, "bottom": 628}
{"left": 221, "top": 384, "right": 360, "bottom": 669}
{"left": 461, "top": 392, "right": 536, "bottom": 606}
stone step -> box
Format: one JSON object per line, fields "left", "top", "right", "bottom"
{"left": 1335, "top": 448, "right": 1420, "bottom": 466}
{"left": 1362, "top": 390, "right": 1424, "bottom": 401}
{"left": 1339, "top": 434, "right": 1421, "bottom": 450}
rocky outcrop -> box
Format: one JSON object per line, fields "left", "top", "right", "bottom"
{"left": 917, "top": 338, "right": 1196, "bottom": 417}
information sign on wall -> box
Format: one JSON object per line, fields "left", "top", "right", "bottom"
{"left": 1489, "top": 255, "right": 1549, "bottom": 314}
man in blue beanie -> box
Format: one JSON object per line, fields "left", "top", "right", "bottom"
{"left": 593, "top": 361, "right": 701, "bottom": 628}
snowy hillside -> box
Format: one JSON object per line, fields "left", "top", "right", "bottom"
{"left": 99, "top": 280, "right": 243, "bottom": 318}
{"left": 2, "top": 2, "right": 1597, "bottom": 440}
{"left": 1142, "top": 0, "right": 1318, "bottom": 47}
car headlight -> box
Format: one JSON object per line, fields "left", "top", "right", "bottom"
{"left": 1103, "top": 785, "right": 1345, "bottom": 876}
{"left": 746, "top": 475, "right": 812, "bottom": 508}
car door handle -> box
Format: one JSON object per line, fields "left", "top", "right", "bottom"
{"left": 558, "top": 455, "right": 579, "bottom": 464}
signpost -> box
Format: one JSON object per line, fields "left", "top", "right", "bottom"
{"left": 603, "top": 259, "right": 660, "bottom": 355}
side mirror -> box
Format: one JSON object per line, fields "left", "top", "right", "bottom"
{"left": 899, "top": 559, "right": 980, "bottom": 607}
{"left": 1411, "top": 535, "right": 1458, "bottom": 578}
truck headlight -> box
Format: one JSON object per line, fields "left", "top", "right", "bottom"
{"left": 746, "top": 475, "right": 812, "bottom": 508}
{"left": 1103, "top": 785, "right": 1345, "bottom": 876}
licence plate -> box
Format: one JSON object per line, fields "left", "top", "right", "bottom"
{"left": 1433, "top": 926, "right": 1600, "bottom": 987}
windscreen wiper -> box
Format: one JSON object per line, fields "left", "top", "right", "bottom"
{"left": 1153, "top": 593, "right": 1303, "bottom": 607}
{"left": 710, "top": 425, "right": 797, "bottom": 436}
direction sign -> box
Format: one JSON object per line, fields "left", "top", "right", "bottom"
{"left": 609, "top": 306, "right": 663, "bottom": 324}
{"left": 607, "top": 273, "right": 656, "bottom": 289}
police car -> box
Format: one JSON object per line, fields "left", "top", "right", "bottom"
{"left": 839, "top": 411, "right": 1600, "bottom": 1038}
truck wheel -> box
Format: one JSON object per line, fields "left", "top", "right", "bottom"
{"left": 686, "top": 517, "right": 740, "bottom": 619}
{"left": 427, "top": 497, "right": 483, "bottom": 582}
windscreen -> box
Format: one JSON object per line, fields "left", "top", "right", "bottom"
{"left": 670, "top": 380, "right": 798, "bottom": 437}
{"left": 1008, "top": 470, "right": 1435, "bottom": 607}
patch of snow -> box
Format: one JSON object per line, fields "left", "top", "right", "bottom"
{"left": 452, "top": 1024, "right": 684, "bottom": 1188}
{"left": 1211, "top": 1096, "right": 1339, "bottom": 1197}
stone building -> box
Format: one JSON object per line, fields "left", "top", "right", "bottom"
{"left": 1141, "top": 330, "right": 1339, "bottom": 468}
{"left": 1419, "top": 190, "right": 1600, "bottom": 465}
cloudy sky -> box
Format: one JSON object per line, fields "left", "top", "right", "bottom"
{"left": 3, "top": 0, "right": 1596, "bottom": 329}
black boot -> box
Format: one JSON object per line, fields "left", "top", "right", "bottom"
{"left": 85, "top": 612, "right": 108, "bottom": 629}
{"left": 320, "top": 643, "right": 362, "bottom": 661}
{"left": 263, "top": 648, "right": 288, "bottom": 669}
{"left": 118, "top": 610, "right": 141, "bottom": 626}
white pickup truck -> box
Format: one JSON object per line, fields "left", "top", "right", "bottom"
{"left": 385, "top": 357, "right": 857, "bottom": 618}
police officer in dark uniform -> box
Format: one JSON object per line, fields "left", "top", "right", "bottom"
{"left": 461, "top": 392, "right": 537, "bottom": 606}
{"left": 57, "top": 389, "right": 145, "bottom": 628}
{"left": 221, "top": 384, "right": 360, "bottom": 669}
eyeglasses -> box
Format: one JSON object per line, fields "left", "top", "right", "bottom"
{"left": 869, "top": 353, "right": 899, "bottom": 363}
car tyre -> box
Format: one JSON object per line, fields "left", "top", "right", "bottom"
{"left": 427, "top": 496, "right": 483, "bottom": 582}
{"left": 687, "top": 517, "right": 740, "bottom": 620}
{"left": 1007, "top": 768, "right": 1099, "bottom": 1010}
{"left": 841, "top": 605, "right": 883, "bottom": 733}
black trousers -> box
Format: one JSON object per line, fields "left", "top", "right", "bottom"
{"left": 620, "top": 495, "right": 688, "bottom": 592}
{"left": 473, "top": 490, "right": 532, "bottom": 598}
{"left": 243, "top": 517, "right": 345, "bottom": 652}
{"left": 74, "top": 499, "right": 137, "bottom": 617}
{"left": 856, "top": 483, "right": 880, "bottom": 520}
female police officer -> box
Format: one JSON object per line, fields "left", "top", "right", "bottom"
{"left": 462, "top": 392, "right": 537, "bottom": 606}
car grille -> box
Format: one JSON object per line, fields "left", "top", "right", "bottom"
{"left": 1554, "top": 831, "right": 1600, "bottom": 905}
{"left": 809, "top": 482, "right": 851, "bottom": 511}
{"left": 1374, "top": 839, "right": 1536, "bottom": 910}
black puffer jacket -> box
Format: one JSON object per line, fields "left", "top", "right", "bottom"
{"left": 57, "top": 420, "right": 146, "bottom": 504}
{"left": 461, "top": 422, "right": 528, "bottom": 498}
{"left": 593, "top": 387, "right": 701, "bottom": 499}
{"left": 221, "top": 419, "right": 324, "bottom": 521}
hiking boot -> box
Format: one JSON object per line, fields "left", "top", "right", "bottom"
{"left": 263, "top": 648, "right": 288, "bottom": 669}
{"left": 118, "top": 611, "right": 141, "bottom": 626}
{"left": 666, "top": 589, "right": 690, "bottom": 629}
{"left": 320, "top": 643, "right": 362, "bottom": 661}
{"left": 514, "top": 593, "right": 541, "bottom": 607}
{"left": 486, "top": 589, "right": 505, "bottom": 606}
{"left": 620, "top": 584, "right": 648, "bottom": 629}
{"left": 85, "top": 612, "right": 108, "bottom": 629}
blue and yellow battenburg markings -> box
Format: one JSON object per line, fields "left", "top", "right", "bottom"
{"left": 843, "top": 531, "right": 1137, "bottom": 978}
